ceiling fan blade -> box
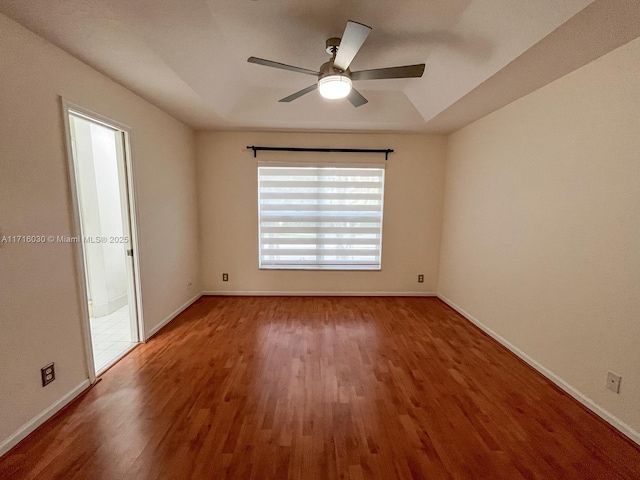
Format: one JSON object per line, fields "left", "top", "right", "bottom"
{"left": 248, "top": 57, "right": 319, "bottom": 76}
{"left": 351, "top": 64, "right": 425, "bottom": 81}
{"left": 347, "top": 88, "right": 368, "bottom": 108}
{"left": 279, "top": 84, "right": 318, "bottom": 102}
{"left": 333, "top": 21, "right": 372, "bottom": 71}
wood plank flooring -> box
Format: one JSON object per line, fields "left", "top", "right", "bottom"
{"left": 1, "top": 296, "right": 639, "bottom": 479}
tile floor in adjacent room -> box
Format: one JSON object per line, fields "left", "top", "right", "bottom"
{"left": 90, "top": 305, "right": 133, "bottom": 372}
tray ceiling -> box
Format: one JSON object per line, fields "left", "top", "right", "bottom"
{"left": 1, "top": 0, "right": 639, "bottom": 132}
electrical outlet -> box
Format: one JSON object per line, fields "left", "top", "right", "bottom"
{"left": 418, "top": 274, "right": 424, "bottom": 283}
{"left": 606, "top": 371, "right": 621, "bottom": 393}
{"left": 222, "top": 273, "right": 229, "bottom": 282}
{"left": 41, "top": 363, "right": 55, "bottom": 387}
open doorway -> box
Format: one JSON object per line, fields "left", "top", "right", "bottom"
{"left": 63, "top": 103, "right": 142, "bottom": 377}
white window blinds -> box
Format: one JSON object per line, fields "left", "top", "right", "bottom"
{"left": 258, "top": 164, "right": 385, "bottom": 270}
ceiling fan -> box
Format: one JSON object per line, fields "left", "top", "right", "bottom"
{"left": 247, "top": 20, "right": 425, "bottom": 107}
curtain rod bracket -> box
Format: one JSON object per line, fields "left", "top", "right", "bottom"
{"left": 247, "top": 146, "right": 393, "bottom": 160}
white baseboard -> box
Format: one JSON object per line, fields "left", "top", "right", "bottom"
{"left": 0, "top": 379, "right": 91, "bottom": 457}
{"left": 146, "top": 293, "right": 202, "bottom": 339}
{"left": 92, "top": 293, "right": 128, "bottom": 318}
{"left": 437, "top": 293, "right": 640, "bottom": 446}
{"left": 202, "top": 291, "right": 437, "bottom": 297}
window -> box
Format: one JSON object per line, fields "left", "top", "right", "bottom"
{"left": 258, "top": 164, "right": 385, "bottom": 270}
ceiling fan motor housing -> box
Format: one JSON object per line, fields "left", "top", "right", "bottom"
{"left": 319, "top": 59, "right": 350, "bottom": 80}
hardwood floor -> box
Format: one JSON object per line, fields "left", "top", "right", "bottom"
{"left": 1, "top": 296, "right": 639, "bottom": 479}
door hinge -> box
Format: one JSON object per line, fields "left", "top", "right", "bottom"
{"left": 127, "top": 249, "right": 133, "bottom": 257}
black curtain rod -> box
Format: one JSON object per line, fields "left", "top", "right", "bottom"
{"left": 247, "top": 146, "right": 394, "bottom": 160}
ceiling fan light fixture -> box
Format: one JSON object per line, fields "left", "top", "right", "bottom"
{"left": 318, "top": 74, "right": 352, "bottom": 99}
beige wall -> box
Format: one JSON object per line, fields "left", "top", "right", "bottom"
{"left": 197, "top": 131, "right": 446, "bottom": 294}
{"left": 439, "top": 37, "right": 640, "bottom": 436}
{"left": 0, "top": 13, "right": 200, "bottom": 448}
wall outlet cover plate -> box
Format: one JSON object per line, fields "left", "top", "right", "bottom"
{"left": 41, "top": 362, "right": 55, "bottom": 387}
{"left": 606, "top": 371, "right": 621, "bottom": 393}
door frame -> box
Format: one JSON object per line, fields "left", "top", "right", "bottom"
{"left": 60, "top": 97, "right": 145, "bottom": 383}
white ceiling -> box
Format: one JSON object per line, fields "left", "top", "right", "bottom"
{"left": 1, "top": 0, "right": 639, "bottom": 132}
